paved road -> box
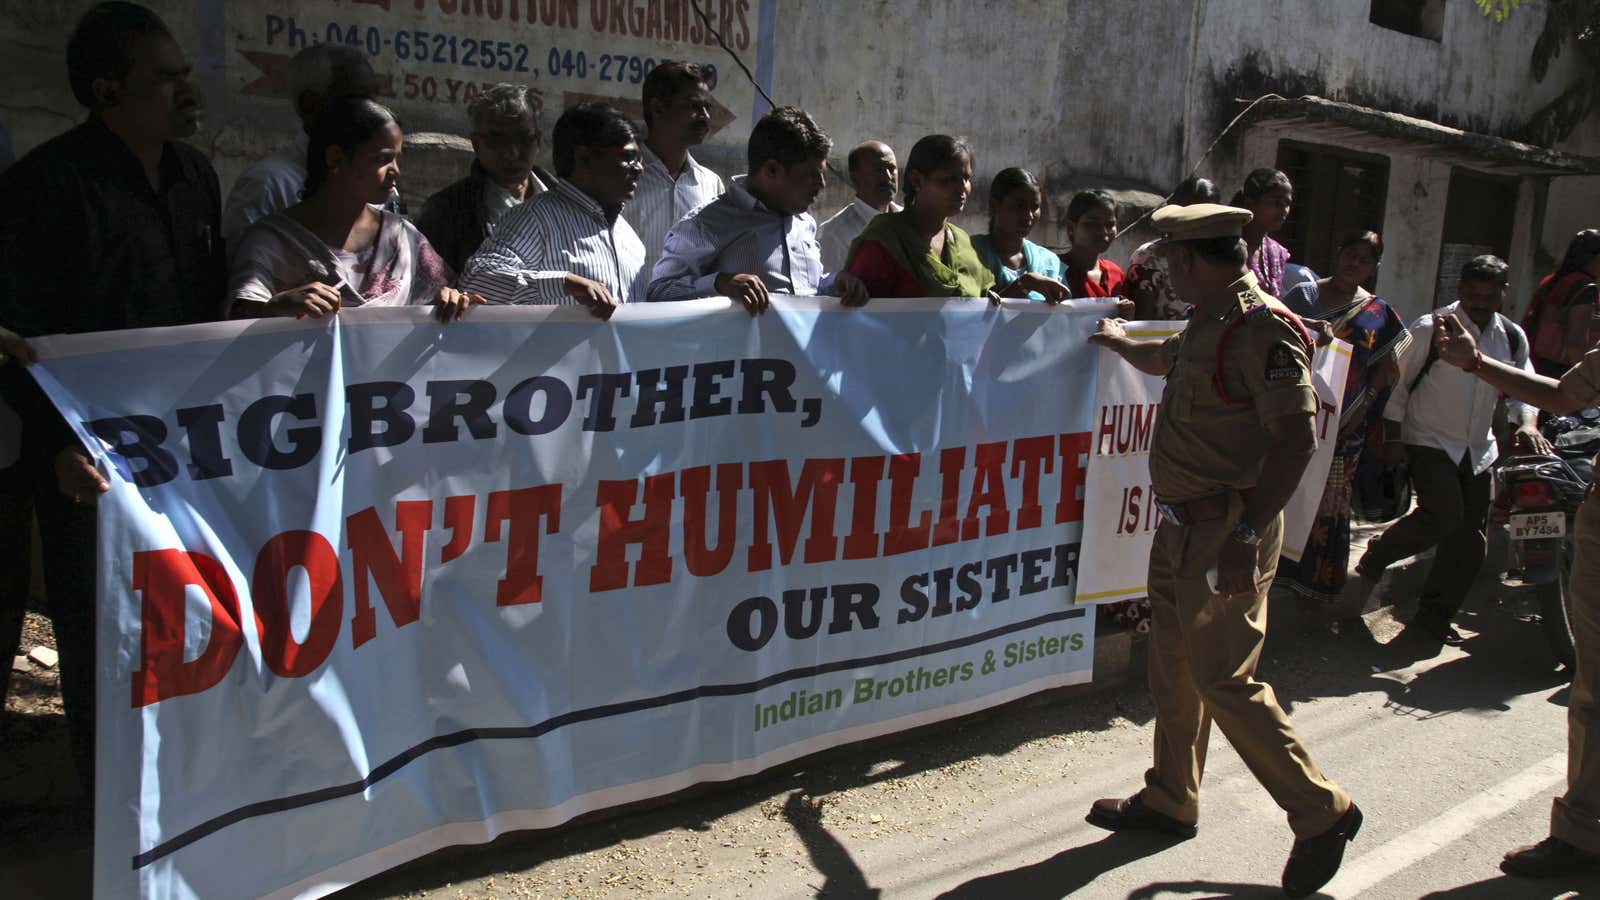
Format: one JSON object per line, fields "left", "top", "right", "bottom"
{"left": 4, "top": 557, "right": 1592, "bottom": 899}
{"left": 324, "top": 564, "right": 1590, "bottom": 900}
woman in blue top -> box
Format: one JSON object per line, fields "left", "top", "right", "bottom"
{"left": 972, "top": 168, "right": 1070, "bottom": 302}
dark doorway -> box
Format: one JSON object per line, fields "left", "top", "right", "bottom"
{"left": 1370, "top": 0, "right": 1445, "bottom": 42}
{"left": 1433, "top": 168, "right": 1518, "bottom": 308}
{"left": 1274, "top": 140, "right": 1391, "bottom": 287}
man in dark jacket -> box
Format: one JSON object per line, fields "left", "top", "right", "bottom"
{"left": 417, "top": 83, "right": 555, "bottom": 274}
{"left": 0, "top": 1, "right": 224, "bottom": 791}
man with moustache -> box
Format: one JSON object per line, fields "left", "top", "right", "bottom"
{"left": 1086, "top": 204, "right": 1360, "bottom": 898}
{"left": 416, "top": 82, "right": 555, "bottom": 274}
{"left": 461, "top": 103, "right": 646, "bottom": 318}
{"left": 647, "top": 106, "right": 868, "bottom": 311}
{"left": 1352, "top": 254, "right": 1542, "bottom": 644}
{"left": 0, "top": 1, "right": 224, "bottom": 790}
{"left": 817, "top": 140, "right": 900, "bottom": 275}
{"left": 624, "top": 61, "right": 725, "bottom": 278}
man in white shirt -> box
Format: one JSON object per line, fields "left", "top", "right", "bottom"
{"left": 622, "top": 61, "right": 725, "bottom": 278}
{"left": 1356, "top": 255, "right": 1546, "bottom": 644}
{"left": 817, "top": 140, "right": 900, "bottom": 274}
{"left": 221, "top": 43, "right": 381, "bottom": 248}
{"left": 461, "top": 103, "right": 645, "bottom": 319}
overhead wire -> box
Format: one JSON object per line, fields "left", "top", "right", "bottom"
{"left": 656, "top": 18, "right": 1298, "bottom": 244}
{"left": 688, "top": 0, "right": 777, "bottom": 111}
{"left": 1114, "top": 93, "right": 1300, "bottom": 240}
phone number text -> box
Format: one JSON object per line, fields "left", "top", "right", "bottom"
{"left": 264, "top": 15, "right": 720, "bottom": 88}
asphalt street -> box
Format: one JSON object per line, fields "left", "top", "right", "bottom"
{"left": 329, "top": 556, "right": 1594, "bottom": 900}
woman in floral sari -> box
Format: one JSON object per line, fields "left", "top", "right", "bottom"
{"left": 229, "top": 96, "right": 476, "bottom": 321}
{"left": 1277, "top": 230, "right": 1411, "bottom": 604}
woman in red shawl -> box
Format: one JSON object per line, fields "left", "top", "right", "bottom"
{"left": 1523, "top": 229, "right": 1600, "bottom": 377}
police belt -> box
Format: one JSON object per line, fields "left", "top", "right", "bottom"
{"left": 1154, "top": 492, "right": 1236, "bottom": 527}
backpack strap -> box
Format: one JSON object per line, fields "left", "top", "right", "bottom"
{"left": 1407, "top": 340, "right": 1440, "bottom": 394}
{"left": 1500, "top": 312, "right": 1526, "bottom": 362}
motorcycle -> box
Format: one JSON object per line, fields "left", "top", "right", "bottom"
{"left": 1491, "top": 408, "right": 1598, "bottom": 669}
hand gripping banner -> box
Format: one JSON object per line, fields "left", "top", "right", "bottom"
{"left": 27, "top": 298, "right": 1106, "bottom": 899}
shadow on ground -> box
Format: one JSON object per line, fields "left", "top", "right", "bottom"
{"left": 780, "top": 790, "right": 880, "bottom": 899}
{"left": 1262, "top": 551, "right": 1571, "bottom": 723}
{"left": 1126, "top": 880, "right": 1330, "bottom": 899}
{"left": 933, "top": 832, "right": 1204, "bottom": 899}
{"left": 1419, "top": 873, "right": 1599, "bottom": 898}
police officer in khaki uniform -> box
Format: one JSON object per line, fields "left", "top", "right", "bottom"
{"left": 1085, "top": 204, "right": 1360, "bottom": 898}
{"left": 1434, "top": 315, "right": 1600, "bottom": 878}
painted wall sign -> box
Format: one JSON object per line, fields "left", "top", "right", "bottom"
{"left": 223, "top": 0, "right": 772, "bottom": 135}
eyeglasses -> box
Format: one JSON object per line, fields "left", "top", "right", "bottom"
{"left": 589, "top": 145, "right": 644, "bottom": 168}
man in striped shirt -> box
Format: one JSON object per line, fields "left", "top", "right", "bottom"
{"left": 647, "top": 106, "right": 868, "bottom": 313}
{"left": 622, "top": 61, "right": 725, "bottom": 278}
{"left": 461, "top": 103, "right": 646, "bottom": 319}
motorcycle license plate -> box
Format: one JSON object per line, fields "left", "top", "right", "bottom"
{"left": 1510, "top": 512, "right": 1567, "bottom": 540}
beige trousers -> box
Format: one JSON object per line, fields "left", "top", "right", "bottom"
{"left": 1554, "top": 494, "right": 1600, "bottom": 852}
{"left": 1140, "top": 501, "right": 1351, "bottom": 839}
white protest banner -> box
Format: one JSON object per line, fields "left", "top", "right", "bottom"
{"left": 1280, "top": 339, "right": 1352, "bottom": 562}
{"left": 1075, "top": 322, "right": 1351, "bottom": 604}
{"left": 29, "top": 298, "right": 1108, "bottom": 900}
{"left": 1074, "top": 322, "right": 1184, "bottom": 605}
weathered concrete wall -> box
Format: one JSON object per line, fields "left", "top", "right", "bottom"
{"left": 0, "top": 3, "right": 95, "bottom": 164}
{"left": 1380, "top": 153, "right": 1455, "bottom": 321}
{"left": 0, "top": 0, "right": 1594, "bottom": 282}
{"left": 1180, "top": 1, "right": 1593, "bottom": 321}
{"left": 1507, "top": 174, "right": 1544, "bottom": 320}
{"left": 1186, "top": 0, "right": 1582, "bottom": 174}
{"left": 1544, "top": 113, "right": 1600, "bottom": 280}
{"left": 766, "top": 0, "right": 1191, "bottom": 256}
{"left": 0, "top": 0, "right": 1200, "bottom": 260}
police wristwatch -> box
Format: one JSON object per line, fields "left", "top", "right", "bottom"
{"left": 1229, "top": 521, "right": 1262, "bottom": 546}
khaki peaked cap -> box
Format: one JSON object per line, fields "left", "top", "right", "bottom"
{"left": 1151, "top": 203, "right": 1254, "bottom": 241}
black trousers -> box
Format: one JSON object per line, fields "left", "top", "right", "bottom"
{"left": 0, "top": 460, "right": 31, "bottom": 729}
{"left": 1, "top": 454, "right": 96, "bottom": 793}
{"left": 1360, "top": 444, "right": 1492, "bottom": 622}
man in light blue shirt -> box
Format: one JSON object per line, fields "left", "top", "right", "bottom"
{"left": 647, "top": 106, "right": 868, "bottom": 312}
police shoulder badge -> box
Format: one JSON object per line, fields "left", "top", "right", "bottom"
{"left": 1236, "top": 284, "right": 1269, "bottom": 317}
{"left": 1264, "top": 343, "right": 1302, "bottom": 382}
